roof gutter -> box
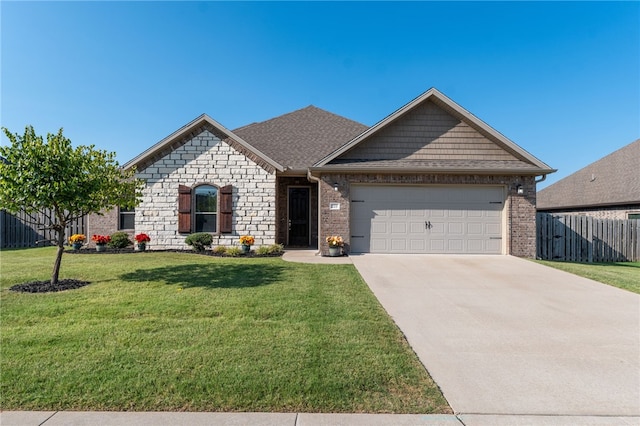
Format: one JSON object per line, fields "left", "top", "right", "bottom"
{"left": 535, "top": 175, "right": 547, "bottom": 184}
{"left": 309, "top": 166, "right": 556, "bottom": 175}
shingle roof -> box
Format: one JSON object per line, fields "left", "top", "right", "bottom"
{"left": 233, "top": 106, "right": 368, "bottom": 170}
{"left": 537, "top": 139, "right": 640, "bottom": 210}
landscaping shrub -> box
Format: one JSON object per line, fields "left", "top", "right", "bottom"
{"left": 212, "top": 245, "right": 227, "bottom": 255}
{"left": 108, "top": 232, "right": 133, "bottom": 249}
{"left": 268, "top": 243, "right": 284, "bottom": 255}
{"left": 255, "top": 245, "right": 271, "bottom": 256}
{"left": 185, "top": 233, "right": 213, "bottom": 252}
{"left": 225, "top": 246, "right": 242, "bottom": 257}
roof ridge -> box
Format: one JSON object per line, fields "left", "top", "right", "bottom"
{"left": 233, "top": 105, "right": 365, "bottom": 132}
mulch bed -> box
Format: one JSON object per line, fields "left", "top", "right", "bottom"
{"left": 10, "top": 279, "right": 91, "bottom": 293}
{"left": 66, "top": 248, "right": 283, "bottom": 258}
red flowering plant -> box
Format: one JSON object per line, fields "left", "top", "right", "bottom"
{"left": 134, "top": 233, "right": 151, "bottom": 244}
{"left": 91, "top": 234, "right": 111, "bottom": 245}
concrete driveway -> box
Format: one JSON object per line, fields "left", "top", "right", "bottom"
{"left": 350, "top": 255, "right": 640, "bottom": 416}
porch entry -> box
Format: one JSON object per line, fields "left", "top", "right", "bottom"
{"left": 288, "top": 187, "right": 310, "bottom": 247}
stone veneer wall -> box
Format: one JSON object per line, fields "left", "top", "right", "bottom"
{"left": 135, "top": 130, "right": 276, "bottom": 250}
{"left": 537, "top": 204, "right": 640, "bottom": 220}
{"left": 319, "top": 173, "right": 537, "bottom": 258}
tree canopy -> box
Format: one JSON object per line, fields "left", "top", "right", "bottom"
{"left": 0, "top": 125, "right": 143, "bottom": 285}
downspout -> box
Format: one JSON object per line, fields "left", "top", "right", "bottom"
{"left": 535, "top": 175, "right": 547, "bottom": 184}
{"left": 307, "top": 169, "right": 322, "bottom": 256}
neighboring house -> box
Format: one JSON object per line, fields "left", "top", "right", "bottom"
{"left": 537, "top": 139, "right": 640, "bottom": 220}
{"left": 89, "top": 88, "right": 554, "bottom": 257}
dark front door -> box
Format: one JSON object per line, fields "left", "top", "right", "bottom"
{"left": 288, "top": 187, "right": 310, "bottom": 246}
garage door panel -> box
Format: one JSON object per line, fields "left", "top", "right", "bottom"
{"left": 467, "top": 223, "right": 483, "bottom": 234}
{"left": 430, "top": 239, "right": 445, "bottom": 251}
{"left": 468, "top": 240, "right": 484, "bottom": 252}
{"left": 410, "top": 239, "right": 426, "bottom": 250}
{"left": 351, "top": 185, "right": 504, "bottom": 254}
{"left": 448, "top": 223, "right": 464, "bottom": 234}
{"left": 410, "top": 222, "right": 425, "bottom": 233}
{"left": 391, "top": 239, "right": 407, "bottom": 251}
{"left": 371, "top": 221, "right": 387, "bottom": 234}
{"left": 391, "top": 222, "right": 407, "bottom": 234}
{"left": 486, "top": 223, "right": 501, "bottom": 234}
{"left": 448, "top": 239, "right": 464, "bottom": 251}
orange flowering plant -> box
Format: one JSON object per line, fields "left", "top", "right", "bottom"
{"left": 239, "top": 235, "right": 255, "bottom": 246}
{"left": 69, "top": 234, "right": 86, "bottom": 244}
{"left": 91, "top": 234, "right": 111, "bottom": 245}
{"left": 134, "top": 233, "right": 151, "bottom": 243}
{"left": 326, "top": 235, "right": 344, "bottom": 247}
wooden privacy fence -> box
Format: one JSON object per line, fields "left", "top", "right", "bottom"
{"left": 537, "top": 213, "right": 640, "bottom": 262}
{"left": 0, "top": 210, "right": 86, "bottom": 249}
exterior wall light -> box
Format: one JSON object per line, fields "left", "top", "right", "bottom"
{"left": 516, "top": 184, "right": 524, "bottom": 195}
{"left": 333, "top": 182, "right": 339, "bottom": 191}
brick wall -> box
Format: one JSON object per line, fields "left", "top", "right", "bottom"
{"left": 86, "top": 209, "right": 119, "bottom": 247}
{"left": 318, "top": 173, "right": 538, "bottom": 257}
{"left": 134, "top": 130, "right": 277, "bottom": 250}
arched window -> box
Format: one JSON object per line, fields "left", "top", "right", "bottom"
{"left": 194, "top": 185, "right": 218, "bottom": 232}
{"left": 178, "top": 184, "right": 232, "bottom": 234}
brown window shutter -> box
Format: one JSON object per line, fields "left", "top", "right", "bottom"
{"left": 178, "top": 185, "right": 192, "bottom": 233}
{"left": 220, "top": 185, "right": 233, "bottom": 233}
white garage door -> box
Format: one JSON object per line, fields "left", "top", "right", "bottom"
{"left": 350, "top": 185, "right": 504, "bottom": 254}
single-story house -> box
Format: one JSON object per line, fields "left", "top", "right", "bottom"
{"left": 537, "top": 139, "right": 640, "bottom": 220}
{"left": 89, "top": 88, "right": 555, "bottom": 256}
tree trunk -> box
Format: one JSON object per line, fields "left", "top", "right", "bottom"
{"left": 51, "top": 226, "right": 66, "bottom": 286}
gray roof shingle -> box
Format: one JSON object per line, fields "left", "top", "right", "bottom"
{"left": 537, "top": 139, "right": 640, "bottom": 210}
{"left": 233, "top": 106, "right": 368, "bottom": 170}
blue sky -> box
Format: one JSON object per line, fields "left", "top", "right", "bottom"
{"left": 2, "top": 1, "right": 638, "bottom": 189}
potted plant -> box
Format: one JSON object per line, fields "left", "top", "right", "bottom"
{"left": 239, "top": 235, "right": 255, "bottom": 253}
{"left": 69, "top": 234, "right": 86, "bottom": 250}
{"left": 134, "top": 233, "right": 151, "bottom": 251}
{"left": 326, "top": 235, "right": 344, "bottom": 257}
{"left": 91, "top": 234, "right": 111, "bottom": 252}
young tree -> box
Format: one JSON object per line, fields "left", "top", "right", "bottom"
{"left": 0, "top": 126, "right": 143, "bottom": 286}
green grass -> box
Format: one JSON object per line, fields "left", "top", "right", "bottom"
{"left": 535, "top": 260, "right": 640, "bottom": 294}
{"left": 0, "top": 247, "right": 450, "bottom": 413}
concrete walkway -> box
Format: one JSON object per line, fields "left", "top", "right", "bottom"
{"left": 282, "top": 249, "right": 352, "bottom": 264}
{"left": 350, "top": 254, "right": 640, "bottom": 417}
{"left": 4, "top": 411, "right": 640, "bottom": 425}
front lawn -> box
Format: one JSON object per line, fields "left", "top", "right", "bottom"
{"left": 535, "top": 260, "right": 640, "bottom": 294}
{"left": 0, "top": 247, "right": 450, "bottom": 413}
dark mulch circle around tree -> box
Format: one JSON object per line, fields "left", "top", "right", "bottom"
{"left": 10, "top": 279, "right": 91, "bottom": 293}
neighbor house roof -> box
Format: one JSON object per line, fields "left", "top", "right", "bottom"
{"left": 313, "top": 88, "right": 555, "bottom": 175}
{"left": 123, "top": 114, "right": 285, "bottom": 173}
{"left": 537, "top": 139, "right": 640, "bottom": 210}
{"left": 233, "top": 106, "right": 368, "bottom": 171}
